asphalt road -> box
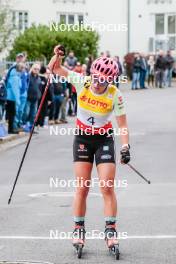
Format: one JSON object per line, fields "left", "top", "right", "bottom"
{"left": 0, "top": 85, "right": 176, "bottom": 264}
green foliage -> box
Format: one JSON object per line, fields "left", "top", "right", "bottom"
{"left": 9, "top": 24, "right": 99, "bottom": 63}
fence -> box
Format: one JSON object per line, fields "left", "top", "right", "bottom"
{"left": 0, "top": 60, "right": 46, "bottom": 77}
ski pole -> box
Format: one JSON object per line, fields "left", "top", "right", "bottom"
{"left": 127, "top": 163, "right": 151, "bottom": 184}
{"left": 8, "top": 46, "right": 66, "bottom": 204}
{"left": 8, "top": 67, "right": 55, "bottom": 204}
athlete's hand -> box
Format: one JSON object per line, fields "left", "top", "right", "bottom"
{"left": 120, "top": 145, "right": 130, "bottom": 164}
{"left": 54, "top": 45, "right": 66, "bottom": 58}
{"left": 48, "top": 45, "right": 65, "bottom": 73}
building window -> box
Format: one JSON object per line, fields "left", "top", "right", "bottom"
{"left": 60, "top": 14, "right": 66, "bottom": 23}
{"left": 12, "top": 11, "right": 29, "bottom": 31}
{"left": 155, "top": 14, "right": 164, "bottom": 35}
{"left": 53, "top": 0, "right": 86, "bottom": 3}
{"left": 78, "top": 15, "right": 84, "bottom": 25}
{"left": 168, "top": 15, "right": 176, "bottom": 34}
{"left": 155, "top": 40, "right": 165, "bottom": 50}
{"left": 168, "top": 36, "right": 176, "bottom": 49}
{"left": 68, "top": 14, "right": 74, "bottom": 24}
{"left": 24, "top": 12, "right": 28, "bottom": 29}
{"left": 58, "top": 13, "right": 84, "bottom": 25}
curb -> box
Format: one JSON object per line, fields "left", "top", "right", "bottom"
{"left": 0, "top": 133, "right": 28, "bottom": 152}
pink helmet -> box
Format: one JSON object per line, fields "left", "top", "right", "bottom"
{"left": 90, "top": 56, "right": 119, "bottom": 81}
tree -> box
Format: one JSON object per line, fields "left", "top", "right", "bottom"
{"left": 8, "top": 24, "right": 99, "bottom": 63}
{"left": 0, "top": 0, "right": 13, "bottom": 53}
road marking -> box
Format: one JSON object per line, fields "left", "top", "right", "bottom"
{"left": 29, "top": 192, "right": 102, "bottom": 198}
{"left": 0, "top": 261, "right": 54, "bottom": 264}
{"left": 0, "top": 235, "right": 176, "bottom": 240}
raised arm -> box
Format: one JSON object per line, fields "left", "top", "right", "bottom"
{"left": 48, "top": 45, "right": 69, "bottom": 78}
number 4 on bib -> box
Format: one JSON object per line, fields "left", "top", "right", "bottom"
{"left": 87, "top": 117, "right": 95, "bottom": 125}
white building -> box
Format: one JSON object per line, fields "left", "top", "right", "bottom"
{"left": 129, "top": 0, "right": 176, "bottom": 54}
{"left": 2, "top": 0, "right": 176, "bottom": 59}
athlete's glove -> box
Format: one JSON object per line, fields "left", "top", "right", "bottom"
{"left": 120, "top": 144, "right": 130, "bottom": 164}
{"left": 54, "top": 45, "right": 66, "bottom": 57}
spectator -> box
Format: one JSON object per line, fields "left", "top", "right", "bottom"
{"left": 16, "top": 53, "right": 26, "bottom": 64}
{"left": 6, "top": 63, "right": 23, "bottom": 133}
{"left": 23, "top": 63, "right": 41, "bottom": 128}
{"left": 65, "top": 51, "right": 77, "bottom": 70}
{"left": 165, "top": 50, "right": 175, "bottom": 87}
{"left": 82, "top": 64, "right": 87, "bottom": 76}
{"left": 86, "top": 55, "right": 93, "bottom": 76}
{"left": 60, "top": 78, "right": 69, "bottom": 124}
{"left": 37, "top": 66, "right": 53, "bottom": 127}
{"left": 155, "top": 50, "right": 166, "bottom": 88}
{"left": 50, "top": 75, "right": 68, "bottom": 124}
{"left": 114, "top": 56, "right": 123, "bottom": 88}
{"left": 105, "top": 50, "right": 111, "bottom": 58}
{"left": 74, "top": 62, "right": 83, "bottom": 74}
{"left": 14, "top": 62, "right": 29, "bottom": 130}
{"left": 0, "top": 76, "right": 7, "bottom": 121}
{"left": 147, "top": 55, "right": 155, "bottom": 88}
{"left": 140, "top": 53, "right": 148, "bottom": 89}
{"left": 67, "top": 82, "right": 77, "bottom": 117}
{"left": 131, "top": 53, "right": 141, "bottom": 90}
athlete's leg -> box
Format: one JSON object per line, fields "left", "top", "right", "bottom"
{"left": 97, "top": 162, "right": 119, "bottom": 248}
{"left": 73, "top": 162, "right": 93, "bottom": 217}
{"left": 94, "top": 136, "right": 118, "bottom": 248}
{"left": 97, "top": 163, "right": 117, "bottom": 217}
{"left": 73, "top": 134, "right": 94, "bottom": 221}
{"left": 94, "top": 136, "right": 117, "bottom": 218}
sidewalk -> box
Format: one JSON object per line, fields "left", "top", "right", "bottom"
{"left": 0, "top": 122, "right": 28, "bottom": 151}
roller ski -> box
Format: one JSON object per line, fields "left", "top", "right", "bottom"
{"left": 105, "top": 223, "right": 120, "bottom": 260}
{"left": 72, "top": 225, "right": 86, "bottom": 259}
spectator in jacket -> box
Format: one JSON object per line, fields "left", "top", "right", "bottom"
{"left": 147, "top": 55, "right": 155, "bottom": 88}
{"left": 23, "top": 63, "right": 41, "bottom": 128}
{"left": 14, "top": 63, "right": 29, "bottom": 129}
{"left": 0, "top": 75, "right": 7, "bottom": 121}
{"left": 50, "top": 75, "right": 68, "bottom": 124}
{"left": 6, "top": 63, "right": 23, "bottom": 133}
{"left": 131, "top": 53, "right": 141, "bottom": 90}
{"left": 140, "top": 53, "right": 148, "bottom": 89}
{"left": 64, "top": 51, "right": 77, "bottom": 70}
{"left": 165, "top": 50, "right": 175, "bottom": 87}
{"left": 155, "top": 50, "right": 166, "bottom": 88}
{"left": 37, "top": 66, "right": 53, "bottom": 127}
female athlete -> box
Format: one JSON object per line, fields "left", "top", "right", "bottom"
{"left": 48, "top": 45, "right": 130, "bottom": 259}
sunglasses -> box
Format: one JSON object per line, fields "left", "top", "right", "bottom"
{"left": 92, "top": 77, "right": 109, "bottom": 87}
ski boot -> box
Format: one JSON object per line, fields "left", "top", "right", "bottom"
{"left": 105, "top": 223, "right": 120, "bottom": 260}
{"left": 72, "top": 225, "right": 86, "bottom": 259}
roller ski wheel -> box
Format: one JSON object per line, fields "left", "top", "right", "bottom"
{"left": 72, "top": 225, "right": 85, "bottom": 259}
{"left": 109, "top": 243, "right": 120, "bottom": 260}
{"left": 74, "top": 243, "right": 84, "bottom": 259}
{"left": 105, "top": 224, "right": 120, "bottom": 260}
